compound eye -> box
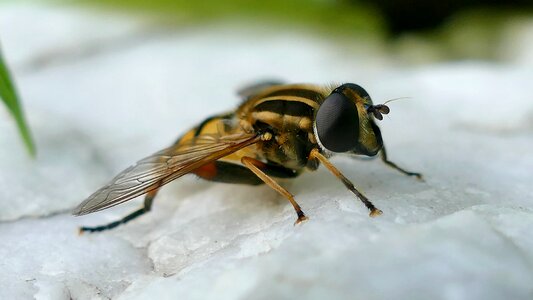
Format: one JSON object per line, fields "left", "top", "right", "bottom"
{"left": 337, "top": 83, "right": 370, "bottom": 100}
{"left": 315, "top": 92, "right": 359, "bottom": 152}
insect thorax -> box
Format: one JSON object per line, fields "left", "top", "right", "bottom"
{"left": 238, "top": 87, "right": 325, "bottom": 170}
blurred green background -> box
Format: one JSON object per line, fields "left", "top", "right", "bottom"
{"left": 50, "top": 0, "right": 533, "bottom": 59}
{"left": 2, "top": 0, "right": 533, "bottom": 156}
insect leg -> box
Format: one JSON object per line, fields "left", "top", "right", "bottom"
{"left": 79, "top": 189, "right": 158, "bottom": 234}
{"left": 309, "top": 149, "right": 383, "bottom": 217}
{"left": 241, "top": 156, "right": 308, "bottom": 225}
{"left": 380, "top": 145, "right": 423, "bottom": 180}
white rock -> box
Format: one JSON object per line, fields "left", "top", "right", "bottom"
{"left": 1, "top": 3, "right": 532, "bottom": 300}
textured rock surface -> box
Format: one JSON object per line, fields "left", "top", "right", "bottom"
{"left": 1, "top": 4, "right": 532, "bottom": 300}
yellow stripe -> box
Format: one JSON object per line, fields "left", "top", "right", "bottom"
{"left": 251, "top": 84, "right": 324, "bottom": 98}
{"left": 253, "top": 95, "right": 320, "bottom": 110}
{"left": 252, "top": 111, "right": 313, "bottom": 131}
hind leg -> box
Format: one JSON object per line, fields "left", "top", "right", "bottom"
{"left": 79, "top": 189, "right": 158, "bottom": 234}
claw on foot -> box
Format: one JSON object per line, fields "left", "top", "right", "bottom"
{"left": 294, "top": 215, "right": 309, "bottom": 226}
{"left": 415, "top": 174, "right": 425, "bottom": 182}
{"left": 410, "top": 172, "right": 424, "bottom": 182}
{"left": 369, "top": 208, "right": 383, "bottom": 217}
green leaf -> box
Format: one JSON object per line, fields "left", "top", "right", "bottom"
{"left": 0, "top": 46, "right": 36, "bottom": 157}
{"left": 77, "top": 0, "right": 384, "bottom": 37}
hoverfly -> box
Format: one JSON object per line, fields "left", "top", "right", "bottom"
{"left": 74, "top": 82, "right": 421, "bottom": 233}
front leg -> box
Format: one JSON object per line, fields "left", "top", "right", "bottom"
{"left": 309, "top": 149, "right": 382, "bottom": 217}
{"left": 380, "top": 145, "right": 423, "bottom": 180}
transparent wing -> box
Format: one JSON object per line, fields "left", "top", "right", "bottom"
{"left": 237, "top": 80, "right": 285, "bottom": 100}
{"left": 73, "top": 133, "right": 261, "bottom": 216}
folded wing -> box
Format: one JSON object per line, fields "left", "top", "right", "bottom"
{"left": 73, "top": 133, "right": 261, "bottom": 216}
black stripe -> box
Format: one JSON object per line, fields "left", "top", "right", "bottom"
{"left": 254, "top": 100, "right": 314, "bottom": 117}
{"left": 264, "top": 88, "right": 323, "bottom": 102}
{"left": 194, "top": 113, "right": 234, "bottom": 136}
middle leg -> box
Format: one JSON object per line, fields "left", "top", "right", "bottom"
{"left": 241, "top": 156, "right": 308, "bottom": 225}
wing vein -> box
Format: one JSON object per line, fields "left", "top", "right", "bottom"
{"left": 73, "top": 133, "right": 260, "bottom": 215}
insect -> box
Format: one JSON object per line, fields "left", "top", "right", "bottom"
{"left": 73, "top": 82, "right": 422, "bottom": 233}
